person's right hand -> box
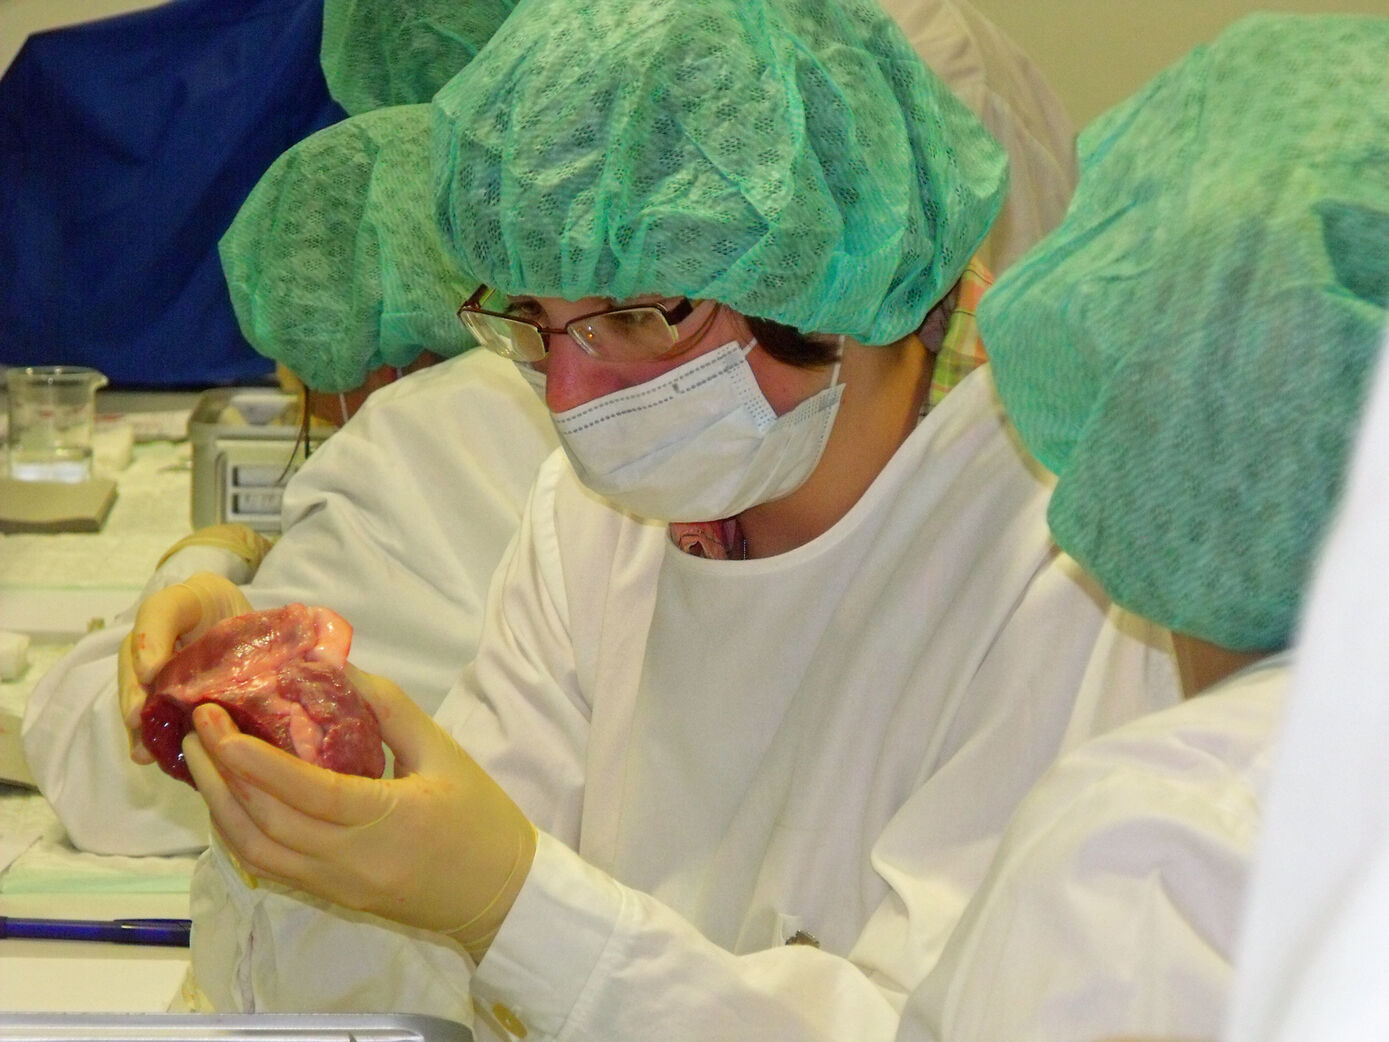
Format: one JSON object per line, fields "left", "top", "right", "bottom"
{"left": 119, "top": 571, "right": 253, "bottom": 764}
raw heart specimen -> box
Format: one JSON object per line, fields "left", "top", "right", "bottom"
{"left": 141, "top": 604, "right": 385, "bottom": 786}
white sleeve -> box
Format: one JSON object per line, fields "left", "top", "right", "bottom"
{"left": 21, "top": 621, "right": 210, "bottom": 856}
{"left": 139, "top": 545, "right": 261, "bottom": 599}
{"left": 471, "top": 833, "right": 901, "bottom": 1042}
{"left": 896, "top": 677, "right": 1282, "bottom": 1042}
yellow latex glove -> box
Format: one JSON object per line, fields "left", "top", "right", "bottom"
{"left": 139, "top": 523, "right": 275, "bottom": 600}
{"left": 156, "top": 522, "right": 275, "bottom": 570}
{"left": 119, "top": 572, "right": 254, "bottom": 765}
{"left": 182, "top": 665, "right": 536, "bottom": 962}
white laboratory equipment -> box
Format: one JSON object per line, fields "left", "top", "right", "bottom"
{"left": 188, "top": 388, "right": 329, "bottom": 533}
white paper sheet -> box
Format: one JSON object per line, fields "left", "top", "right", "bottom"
{"left": 0, "top": 954, "right": 187, "bottom": 1012}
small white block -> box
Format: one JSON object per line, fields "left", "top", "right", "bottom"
{"left": 0, "top": 630, "right": 31, "bottom": 680}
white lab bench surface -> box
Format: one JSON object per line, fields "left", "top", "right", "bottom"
{"left": 0, "top": 436, "right": 192, "bottom": 635}
{"left": 1, "top": 390, "right": 200, "bottom": 1013}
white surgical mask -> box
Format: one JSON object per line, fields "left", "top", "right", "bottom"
{"left": 513, "top": 360, "right": 548, "bottom": 401}
{"left": 551, "top": 339, "right": 843, "bottom": 521}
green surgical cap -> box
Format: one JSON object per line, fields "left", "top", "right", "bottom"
{"left": 219, "top": 105, "right": 477, "bottom": 393}
{"left": 981, "top": 13, "right": 1389, "bottom": 652}
{"left": 320, "top": 0, "right": 516, "bottom": 115}
{"left": 432, "top": 0, "right": 1007, "bottom": 344}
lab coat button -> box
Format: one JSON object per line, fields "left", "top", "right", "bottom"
{"left": 492, "top": 1002, "right": 528, "bottom": 1038}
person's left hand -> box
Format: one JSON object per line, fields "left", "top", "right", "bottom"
{"left": 182, "top": 664, "right": 535, "bottom": 961}
{"left": 120, "top": 572, "right": 254, "bottom": 764}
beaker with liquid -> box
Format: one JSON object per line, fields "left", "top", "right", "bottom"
{"left": 5, "top": 365, "right": 109, "bottom": 482}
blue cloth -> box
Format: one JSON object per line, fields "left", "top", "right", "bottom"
{"left": 0, "top": 0, "right": 346, "bottom": 387}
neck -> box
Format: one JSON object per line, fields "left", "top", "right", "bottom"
{"left": 1170, "top": 631, "right": 1269, "bottom": 698}
{"left": 737, "top": 332, "right": 933, "bottom": 557}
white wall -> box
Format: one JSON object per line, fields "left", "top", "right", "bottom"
{"left": 969, "top": 0, "right": 1389, "bottom": 126}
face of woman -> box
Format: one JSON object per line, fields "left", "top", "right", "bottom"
{"left": 521, "top": 295, "right": 832, "bottom": 416}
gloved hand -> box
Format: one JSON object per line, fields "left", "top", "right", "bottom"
{"left": 140, "top": 523, "right": 275, "bottom": 599}
{"left": 182, "top": 665, "right": 536, "bottom": 962}
{"left": 119, "top": 571, "right": 254, "bottom": 764}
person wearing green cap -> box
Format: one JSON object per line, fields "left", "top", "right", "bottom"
{"left": 119, "top": 0, "right": 1177, "bottom": 1033}
{"left": 896, "top": 13, "right": 1389, "bottom": 1041}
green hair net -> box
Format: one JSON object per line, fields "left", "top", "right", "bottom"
{"left": 432, "top": 0, "right": 1007, "bottom": 344}
{"left": 320, "top": 0, "right": 516, "bottom": 115}
{"left": 219, "top": 105, "right": 477, "bottom": 393}
{"left": 981, "top": 13, "right": 1389, "bottom": 652}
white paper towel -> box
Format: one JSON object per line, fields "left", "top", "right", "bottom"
{"left": 0, "top": 630, "right": 30, "bottom": 681}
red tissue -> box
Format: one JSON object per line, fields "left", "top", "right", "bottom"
{"left": 140, "top": 604, "right": 385, "bottom": 786}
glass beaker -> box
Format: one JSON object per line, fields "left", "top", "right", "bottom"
{"left": 5, "top": 365, "right": 110, "bottom": 482}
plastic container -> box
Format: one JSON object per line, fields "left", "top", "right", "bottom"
{"left": 188, "top": 388, "right": 329, "bottom": 533}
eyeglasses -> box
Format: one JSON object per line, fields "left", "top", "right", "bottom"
{"left": 457, "top": 286, "right": 697, "bottom": 364}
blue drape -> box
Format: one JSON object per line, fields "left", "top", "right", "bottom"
{"left": 0, "top": 0, "right": 346, "bottom": 387}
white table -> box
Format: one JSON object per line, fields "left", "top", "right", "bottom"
{"left": 0, "top": 395, "right": 197, "bottom": 634}
{"left": 1, "top": 395, "right": 200, "bottom": 1012}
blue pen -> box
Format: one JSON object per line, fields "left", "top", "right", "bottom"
{"left": 0, "top": 916, "right": 191, "bottom": 947}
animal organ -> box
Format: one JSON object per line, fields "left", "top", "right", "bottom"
{"left": 141, "top": 604, "right": 385, "bottom": 785}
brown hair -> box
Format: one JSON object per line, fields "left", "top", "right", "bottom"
{"left": 744, "top": 315, "right": 840, "bottom": 368}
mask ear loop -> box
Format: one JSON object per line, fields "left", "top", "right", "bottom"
{"left": 829, "top": 335, "right": 845, "bottom": 387}
{"left": 339, "top": 393, "right": 350, "bottom": 426}
{"left": 286, "top": 384, "right": 312, "bottom": 477}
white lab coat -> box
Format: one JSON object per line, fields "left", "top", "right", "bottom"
{"left": 22, "top": 350, "right": 555, "bottom": 855}
{"left": 899, "top": 657, "right": 1286, "bottom": 1042}
{"left": 1223, "top": 348, "right": 1389, "bottom": 1042}
{"left": 190, "top": 368, "right": 1179, "bottom": 1040}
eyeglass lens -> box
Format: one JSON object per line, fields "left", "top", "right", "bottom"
{"left": 568, "top": 308, "right": 680, "bottom": 362}
{"left": 459, "top": 310, "right": 546, "bottom": 362}
{"left": 462, "top": 293, "right": 684, "bottom": 363}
